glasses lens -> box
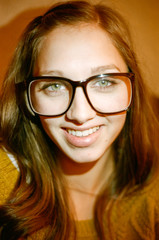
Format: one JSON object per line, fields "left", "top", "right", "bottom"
{"left": 29, "top": 78, "right": 73, "bottom": 115}
{"left": 28, "top": 74, "right": 132, "bottom": 116}
{"left": 86, "top": 75, "right": 132, "bottom": 113}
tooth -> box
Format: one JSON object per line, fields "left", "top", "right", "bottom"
{"left": 67, "top": 126, "right": 99, "bottom": 137}
{"left": 72, "top": 130, "right": 76, "bottom": 136}
{"left": 68, "top": 130, "right": 72, "bottom": 134}
{"left": 92, "top": 127, "right": 96, "bottom": 133}
{"left": 83, "top": 130, "right": 89, "bottom": 136}
{"left": 76, "top": 131, "right": 82, "bottom": 137}
{"left": 88, "top": 129, "right": 93, "bottom": 134}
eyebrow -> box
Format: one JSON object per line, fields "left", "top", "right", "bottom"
{"left": 91, "top": 64, "right": 121, "bottom": 75}
{"left": 38, "top": 64, "right": 120, "bottom": 77}
{"left": 38, "top": 70, "right": 64, "bottom": 76}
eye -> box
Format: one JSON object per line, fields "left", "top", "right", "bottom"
{"left": 95, "top": 79, "right": 112, "bottom": 87}
{"left": 91, "top": 77, "right": 116, "bottom": 89}
{"left": 31, "top": 79, "right": 70, "bottom": 98}
{"left": 41, "top": 82, "right": 66, "bottom": 91}
{"left": 87, "top": 76, "right": 121, "bottom": 94}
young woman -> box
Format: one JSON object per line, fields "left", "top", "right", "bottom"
{"left": 0, "top": 1, "right": 159, "bottom": 239}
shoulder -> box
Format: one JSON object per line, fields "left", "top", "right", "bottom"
{"left": 0, "top": 148, "right": 19, "bottom": 204}
{"left": 139, "top": 175, "right": 159, "bottom": 217}
{"left": 107, "top": 177, "right": 159, "bottom": 239}
{"left": 129, "top": 177, "right": 159, "bottom": 239}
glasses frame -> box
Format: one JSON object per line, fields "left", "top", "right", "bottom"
{"left": 27, "top": 72, "right": 134, "bottom": 117}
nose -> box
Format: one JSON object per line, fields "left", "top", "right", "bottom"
{"left": 66, "top": 87, "right": 96, "bottom": 124}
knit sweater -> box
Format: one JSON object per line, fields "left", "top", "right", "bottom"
{"left": 0, "top": 148, "right": 159, "bottom": 239}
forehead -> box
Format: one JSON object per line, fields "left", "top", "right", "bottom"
{"left": 34, "top": 25, "right": 127, "bottom": 78}
{"left": 39, "top": 24, "right": 114, "bottom": 54}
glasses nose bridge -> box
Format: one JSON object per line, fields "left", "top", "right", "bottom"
{"left": 66, "top": 79, "right": 96, "bottom": 122}
{"left": 71, "top": 80, "right": 88, "bottom": 101}
{"left": 72, "top": 79, "right": 87, "bottom": 87}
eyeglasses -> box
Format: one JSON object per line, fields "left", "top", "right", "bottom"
{"left": 27, "top": 73, "right": 134, "bottom": 116}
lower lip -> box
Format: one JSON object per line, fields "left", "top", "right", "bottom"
{"left": 63, "top": 127, "right": 102, "bottom": 147}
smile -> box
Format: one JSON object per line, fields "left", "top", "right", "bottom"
{"left": 67, "top": 126, "right": 100, "bottom": 137}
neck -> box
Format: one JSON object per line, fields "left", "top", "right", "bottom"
{"left": 58, "top": 147, "right": 114, "bottom": 220}
{"left": 58, "top": 147, "right": 114, "bottom": 195}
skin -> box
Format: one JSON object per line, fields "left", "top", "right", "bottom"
{"left": 34, "top": 25, "right": 128, "bottom": 219}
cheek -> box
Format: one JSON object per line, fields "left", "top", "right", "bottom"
{"left": 39, "top": 117, "right": 59, "bottom": 139}
{"left": 109, "top": 112, "right": 126, "bottom": 123}
{"left": 106, "top": 114, "right": 126, "bottom": 137}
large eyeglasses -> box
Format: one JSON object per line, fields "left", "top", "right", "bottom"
{"left": 27, "top": 73, "right": 134, "bottom": 116}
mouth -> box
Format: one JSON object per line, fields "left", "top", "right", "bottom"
{"left": 66, "top": 126, "right": 100, "bottom": 137}
{"left": 63, "top": 125, "right": 102, "bottom": 147}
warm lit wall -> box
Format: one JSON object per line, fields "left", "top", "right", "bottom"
{"left": 0, "top": 0, "right": 159, "bottom": 96}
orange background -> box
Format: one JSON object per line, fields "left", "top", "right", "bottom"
{"left": 0, "top": 0, "right": 159, "bottom": 97}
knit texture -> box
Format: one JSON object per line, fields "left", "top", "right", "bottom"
{"left": 0, "top": 148, "right": 159, "bottom": 239}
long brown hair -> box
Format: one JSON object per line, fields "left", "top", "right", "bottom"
{"left": 0, "top": 1, "right": 158, "bottom": 239}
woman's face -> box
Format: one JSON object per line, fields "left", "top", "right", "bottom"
{"left": 34, "top": 25, "right": 128, "bottom": 164}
